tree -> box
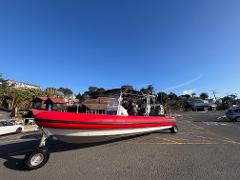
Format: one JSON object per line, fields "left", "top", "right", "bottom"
{"left": 75, "top": 92, "right": 83, "bottom": 102}
{"left": 140, "top": 88, "right": 148, "bottom": 94}
{"left": 81, "top": 93, "right": 90, "bottom": 100}
{"left": 121, "top": 85, "right": 134, "bottom": 91}
{"left": 96, "top": 88, "right": 105, "bottom": 95}
{"left": 180, "top": 94, "right": 191, "bottom": 99}
{"left": 200, "top": 92, "right": 209, "bottom": 100}
{"left": 45, "top": 87, "right": 59, "bottom": 96}
{"left": 1, "top": 87, "right": 36, "bottom": 110}
{"left": 168, "top": 92, "right": 178, "bottom": 101}
{"left": 57, "top": 87, "right": 73, "bottom": 97}
{"left": 0, "top": 74, "right": 8, "bottom": 108}
{"left": 0, "top": 73, "right": 7, "bottom": 90}
{"left": 157, "top": 92, "right": 168, "bottom": 104}
{"left": 88, "top": 86, "right": 98, "bottom": 94}
{"left": 157, "top": 92, "right": 169, "bottom": 112}
{"left": 229, "top": 94, "right": 237, "bottom": 100}
{"left": 0, "top": 74, "right": 48, "bottom": 113}
{"left": 222, "top": 94, "right": 238, "bottom": 107}
{"left": 140, "top": 84, "right": 155, "bottom": 95}
{"left": 75, "top": 92, "right": 81, "bottom": 99}
{"left": 0, "top": 73, "right": 4, "bottom": 82}
{"left": 147, "top": 85, "right": 155, "bottom": 95}
{"left": 191, "top": 93, "right": 197, "bottom": 98}
{"left": 86, "top": 87, "right": 106, "bottom": 97}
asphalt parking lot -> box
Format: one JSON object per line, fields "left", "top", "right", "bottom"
{"left": 0, "top": 111, "right": 240, "bottom": 180}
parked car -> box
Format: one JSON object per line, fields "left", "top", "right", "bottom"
{"left": 10, "top": 119, "right": 24, "bottom": 125}
{"left": 191, "top": 99, "right": 209, "bottom": 111}
{"left": 226, "top": 108, "right": 240, "bottom": 121}
{"left": 0, "top": 120, "right": 24, "bottom": 135}
{"left": 23, "top": 118, "right": 35, "bottom": 125}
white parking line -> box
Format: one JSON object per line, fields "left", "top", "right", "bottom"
{"left": 203, "top": 122, "right": 230, "bottom": 126}
{"left": 217, "top": 115, "right": 226, "bottom": 120}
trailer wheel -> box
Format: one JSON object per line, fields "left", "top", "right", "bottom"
{"left": 24, "top": 147, "right": 49, "bottom": 170}
{"left": 170, "top": 125, "right": 178, "bottom": 133}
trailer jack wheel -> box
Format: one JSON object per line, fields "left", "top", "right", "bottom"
{"left": 24, "top": 147, "right": 49, "bottom": 170}
{"left": 170, "top": 125, "right": 178, "bottom": 133}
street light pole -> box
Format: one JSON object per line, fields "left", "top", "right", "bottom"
{"left": 76, "top": 104, "right": 79, "bottom": 114}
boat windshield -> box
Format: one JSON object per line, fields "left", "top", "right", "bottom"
{"left": 74, "top": 91, "right": 165, "bottom": 116}
{"left": 104, "top": 92, "right": 164, "bottom": 116}
{"left": 106, "top": 96, "right": 119, "bottom": 115}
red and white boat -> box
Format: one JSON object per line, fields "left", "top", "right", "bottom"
{"left": 33, "top": 110, "right": 177, "bottom": 143}
{"left": 24, "top": 93, "right": 178, "bottom": 170}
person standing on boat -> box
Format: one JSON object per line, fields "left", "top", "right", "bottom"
{"left": 128, "top": 101, "right": 138, "bottom": 116}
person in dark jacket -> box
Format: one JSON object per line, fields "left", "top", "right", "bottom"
{"left": 128, "top": 101, "right": 138, "bottom": 116}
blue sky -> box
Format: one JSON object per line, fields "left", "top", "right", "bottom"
{"left": 0, "top": 0, "right": 240, "bottom": 97}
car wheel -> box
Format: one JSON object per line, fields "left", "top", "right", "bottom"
{"left": 170, "top": 125, "right": 178, "bottom": 133}
{"left": 16, "top": 127, "right": 22, "bottom": 133}
{"left": 24, "top": 147, "right": 49, "bottom": 170}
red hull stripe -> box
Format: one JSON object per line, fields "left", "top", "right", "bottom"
{"left": 35, "top": 118, "right": 169, "bottom": 125}
{"left": 32, "top": 110, "right": 177, "bottom": 129}
{"left": 35, "top": 121, "right": 176, "bottom": 130}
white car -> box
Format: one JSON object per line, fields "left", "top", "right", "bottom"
{"left": 0, "top": 120, "right": 24, "bottom": 135}
{"left": 10, "top": 119, "right": 24, "bottom": 125}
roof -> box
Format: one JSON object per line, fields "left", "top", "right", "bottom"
{"left": 82, "top": 97, "right": 110, "bottom": 105}
{"left": 82, "top": 99, "right": 99, "bottom": 104}
{"left": 48, "top": 97, "right": 66, "bottom": 104}
{"left": 82, "top": 103, "right": 107, "bottom": 110}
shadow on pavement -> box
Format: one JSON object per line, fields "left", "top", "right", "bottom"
{"left": 20, "top": 133, "right": 41, "bottom": 140}
{"left": 0, "top": 133, "right": 148, "bottom": 171}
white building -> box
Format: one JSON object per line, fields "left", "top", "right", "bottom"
{"left": 64, "top": 95, "right": 79, "bottom": 106}
{"left": 4, "top": 80, "right": 40, "bottom": 90}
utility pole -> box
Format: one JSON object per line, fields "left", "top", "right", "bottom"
{"left": 211, "top": 90, "right": 217, "bottom": 100}
{"left": 76, "top": 103, "right": 79, "bottom": 113}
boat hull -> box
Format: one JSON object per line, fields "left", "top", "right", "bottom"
{"left": 32, "top": 110, "right": 177, "bottom": 143}
{"left": 44, "top": 126, "right": 173, "bottom": 143}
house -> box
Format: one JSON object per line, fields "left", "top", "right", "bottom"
{"left": 32, "top": 97, "right": 67, "bottom": 111}
{"left": 81, "top": 97, "right": 112, "bottom": 114}
{"left": 32, "top": 97, "right": 48, "bottom": 109}
{"left": 82, "top": 103, "right": 107, "bottom": 114}
{"left": 64, "top": 95, "right": 79, "bottom": 106}
{"left": 44, "top": 97, "right": 66, "bottom": 111}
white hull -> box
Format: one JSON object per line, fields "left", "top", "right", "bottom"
{"left": 43, "top": 126, "right": 173, "bottom": 143}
